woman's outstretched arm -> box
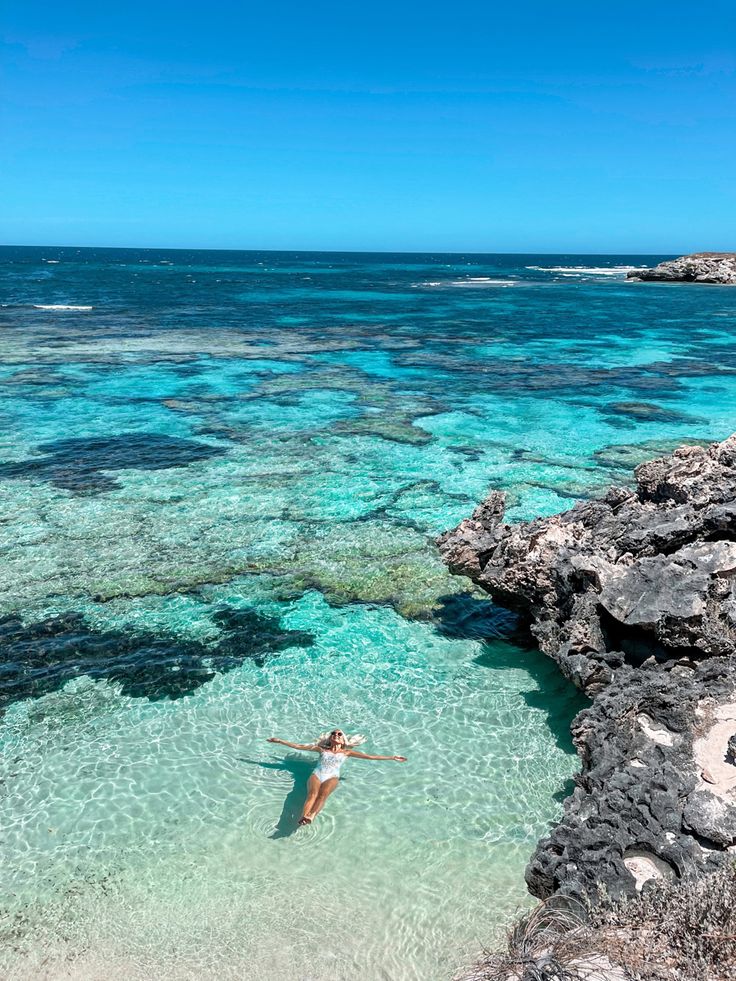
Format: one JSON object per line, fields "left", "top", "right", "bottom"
{"left": 267, "top": 737, "right": 319, "bottom": 752}
{"left": 347, "top": 750, "right": 407, "bottom": 762}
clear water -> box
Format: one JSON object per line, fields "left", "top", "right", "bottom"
{"left": 0, "top": 247, "right": 734, "bottom": 979}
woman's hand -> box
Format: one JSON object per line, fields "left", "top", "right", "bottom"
{"left": 267, "top": 737, "right": 281, "bottom": 744}
{"left": 393, "top": 755, "right": 407, "bottom": 762}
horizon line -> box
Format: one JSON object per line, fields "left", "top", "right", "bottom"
{"left": 0, "top": 242, "right": 683, "bottom": 257}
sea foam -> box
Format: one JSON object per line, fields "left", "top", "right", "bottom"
{"left": 526, "top": 265, "right": 644, "bottom": 276}
{"left": 413, "top": 278, "right": 516, "bottom": 288}
{"left": 33, "top": 304, "right": 94, "bottom": 311}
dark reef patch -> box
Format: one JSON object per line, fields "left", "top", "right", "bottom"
{"left": 3, "top": 368, "right": 65, "bottom": 387}
{"left": 169, "top": 363, "right": 209, "bottom": 378}
{"left": 210, "top": 606, "right": 315, "bottom": 661}
{"left": 0, "top": 606, "right": 315, "bottom": 709}
{"left": 601, "top": 401, "right": 702, "bottom": 425}
{"left": 392, "top": 356, "right": 688, "bottom": 397}
{"left": 446, "top": 446, "right": 484, "bottom": 461}
{"left": 0, "top": 433, "right": 228, "bottom": 494}
{"left": 647, "top": 357, "right": 736, "bottom": 378}
{"left": 332, "top": 415, "right": 433, "bottom": 445}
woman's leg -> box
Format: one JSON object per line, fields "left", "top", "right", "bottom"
{"left": 300, "top": 774, "right": 321, "bottom": 824}
{"left": 310, "top": 777, "right": 339, "bottom": 819}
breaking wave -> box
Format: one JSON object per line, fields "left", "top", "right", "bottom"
{"left": 33, "top": 304, "right": 94, "bottom": 311}
{"left": 526, "top": 265, "right": 644, "bottom": 277}
{"left": 413, "top": 277, "right": 516, "bottom": 289}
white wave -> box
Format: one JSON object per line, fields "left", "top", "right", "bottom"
{"left": 33, "top": 304, "right": 94, "bottom": 311}
{"left": 42, "top": 259, "right": 60, "bottom": 264}
{"left": 413, "top": 279, "right": 515, "bottom": 288}
{"left": 526, "top": 265, "right": 645, "bottom": 276}
{"left": 449, "top": 278, "right": 516, "bottom": 287}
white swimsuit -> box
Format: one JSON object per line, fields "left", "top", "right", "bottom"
{"left": 313, "top": 750, "right": 348, "bottom": 783}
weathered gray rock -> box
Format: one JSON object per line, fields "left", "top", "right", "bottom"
{"left": 599, "top": 542, "right": 736, "bottom": 655}
{"left": 627, "top": 253, "right": 736, "bottom": 285}
{"left": 683, "top": 790, "right": 736, "bottom": 847}
{"left": 437, "top": 434, "right": 736, "bottom": 908}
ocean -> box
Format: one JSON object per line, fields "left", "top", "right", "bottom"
{"left": 1, "top": 246, "right": 734, "bottom": 980}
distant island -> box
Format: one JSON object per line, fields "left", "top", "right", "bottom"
{"left": 627, "top": 252, "right": 736, "bottom": 284}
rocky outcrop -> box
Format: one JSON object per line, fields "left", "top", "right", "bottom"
{"left": 437, "top": 435, "right": 736, "bottom": 908}
{"left": 627, "top": 253, "right": 736, "bottom": 285}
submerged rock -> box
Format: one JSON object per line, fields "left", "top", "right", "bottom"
{"left": 437, "top": 434, "right": 736, "bottom": 907}
{"left": 601, "top": 401, "right": 701, "bottom": 424}
{"left": 627, "top": 253, "right": 736, "bottom": 285}
{"left": 0, "top": 433, "right": 228, "bottom": 494}
{"left": 0, "top": 606, "right": 315, "bottom": 709}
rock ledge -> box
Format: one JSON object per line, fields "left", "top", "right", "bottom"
{"left": 627, "top": 253, "right": 736, "bottom": 284}
{"left": 438, "top": 435, "right": 736, "bottom": 907}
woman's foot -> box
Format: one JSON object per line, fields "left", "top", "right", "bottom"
{"left": 298, "top": 815, "right": 313, "bottom": 825}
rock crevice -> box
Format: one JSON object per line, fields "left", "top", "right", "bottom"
{"left": 437, "top": 435, "right": 736, "bottom": 906}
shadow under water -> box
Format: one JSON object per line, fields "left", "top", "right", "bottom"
{"left": 473, "top": 638, "right": 589, "bottom": 754}
{"left": 238, "top": 755, "right": 316, "bottom": 838}
{"left": 431, "top": 591, "right": 525, "bottom": 641}
{"left": 432, "top": 591, "right": 588, "bottom": 755}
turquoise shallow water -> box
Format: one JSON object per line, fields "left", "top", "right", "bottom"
{"left": 0, "top": 247, "right": 735, "bottom": 979}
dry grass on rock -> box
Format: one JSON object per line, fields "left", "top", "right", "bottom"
{"left": 592, "top": 862, "right": 736, "bottom": 981}
{"left": 460, "top": 864, "right": 736, "bottom": 981}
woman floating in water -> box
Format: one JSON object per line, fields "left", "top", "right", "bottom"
{"left": 267, "top": 729, "right": 407, "bottom": 825}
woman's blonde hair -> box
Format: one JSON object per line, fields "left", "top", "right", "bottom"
{"left": 316, "top": 730, "right": 366, "bottom": 749}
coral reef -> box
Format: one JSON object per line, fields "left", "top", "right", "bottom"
{"left": 0, "top": 606, "right": 314, "bottom": 708}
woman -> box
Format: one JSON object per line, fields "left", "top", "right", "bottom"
{"left": 267, "top": 729, "right": 407, "bottom": 825}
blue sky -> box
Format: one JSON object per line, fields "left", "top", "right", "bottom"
{"left": 2, "top": 1, "right": 735, "bottom": 252}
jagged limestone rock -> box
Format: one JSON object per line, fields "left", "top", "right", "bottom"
{"left": 437, "top": 434, "right": 736, "bottom": 907}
